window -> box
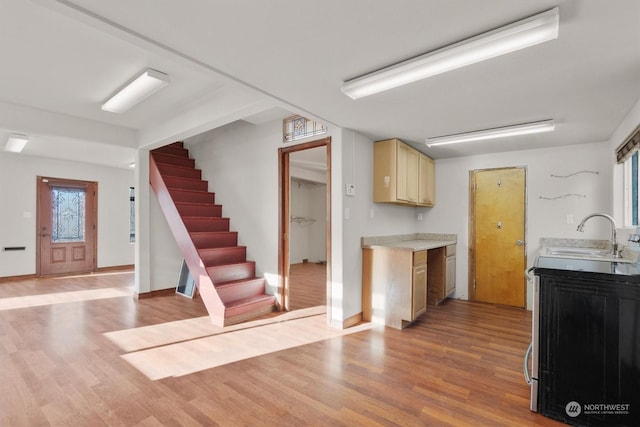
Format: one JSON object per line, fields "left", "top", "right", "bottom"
{"left": 623, "top": 151, "right": 639, "bottom": 227}
{"left": 129, "top": 187, "right": 135, "bottom": 243}
{"left": 283, "top": 115, "right": 327, "bottom": 142}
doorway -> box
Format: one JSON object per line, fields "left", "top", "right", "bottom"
{"left": 37, "top": 177, "right": 97, "bottom": 276}
{"left": 279, "top": 138, "right": 331, "bottom": 312}
{"left": 469, "top": 167, "right": 526, "bottom": 307}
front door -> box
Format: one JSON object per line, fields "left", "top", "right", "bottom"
{"left": 37, "top": 177, "right": 97, "bottom": 275}
{"left": 470, "top": 167, "right": 526, "bottom": 307}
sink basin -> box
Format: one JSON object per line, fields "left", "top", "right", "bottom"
{"left": 540, "top": 246, "right": 638, "bottom": 263}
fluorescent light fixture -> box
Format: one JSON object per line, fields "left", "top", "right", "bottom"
{"left": 425, "top": 120, "right": 555, "bottom": 147}
{"left": 4, "top": 133, "right": 29, "bottom": 153}
{"left": 102, "top": 68, "right": 170, "bottom": 113}
{"left": 342, "top": 7, "right": 559, "bottom": 99}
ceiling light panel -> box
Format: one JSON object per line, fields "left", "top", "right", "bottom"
{"left": 342, "top": 7, "right": 559, "bottom": 99}
{"left": 4, "top": 133, "right": 29, "bottom": 153}
{"left": 425, "top": 120, "right": 556, "bottom": 147}
{"left": 102, "top": 68, "right": 170, "bottom": 113}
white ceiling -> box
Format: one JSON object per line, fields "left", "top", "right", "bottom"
{"left": 1, "top": 0, "right": 639, "bottom": 168}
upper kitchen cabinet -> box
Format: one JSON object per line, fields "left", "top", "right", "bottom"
{"left": 418, "top": 153, "right": 435, "bottom": 207}
{"left": 373, "top": 138, "right": 435, "bottom": 207}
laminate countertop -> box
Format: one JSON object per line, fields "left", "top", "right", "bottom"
{"left": 361, "top": 233, "right": 457, "bottom": 252}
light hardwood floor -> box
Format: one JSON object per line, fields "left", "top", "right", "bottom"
{"left": 0, "top": 269, "right": 563, "bottom": 426}
{"left": 289, "top": 262, "right": 326, "bottom": 310}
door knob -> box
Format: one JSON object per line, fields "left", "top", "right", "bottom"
{"left": 516, "top": 240, "right": 524, "bottom": 246}
{"left": 41, "top": 233, "right": 50, "bottom": 237}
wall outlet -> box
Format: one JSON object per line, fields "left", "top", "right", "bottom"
{"left": 417, "top": 213, "right": 423, "bottom": 221}
{"left": 566, "top": 214, "right": 574, "bottom": 224}
{"left": 345, "top": 207, "right": 350, "bottom": 220}
{"left": 369, "top": 208, "right": 375, "bottom": 219}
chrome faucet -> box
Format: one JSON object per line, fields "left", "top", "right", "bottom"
{"left": 576, "top": 213, "right": 619, "bottom": 258}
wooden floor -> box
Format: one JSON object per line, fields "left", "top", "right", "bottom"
{"left": 0, "top": 270, "right": 564, "bottom": 426}
{"left": 289, "top": 262, "right": 326, "bottom": 310}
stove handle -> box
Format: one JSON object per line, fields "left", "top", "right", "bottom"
{"left": 525, "top": 266, "right": 535, "bottom": 282}
{"left": 523, "top": 342, "right": 533, "bottom": 385}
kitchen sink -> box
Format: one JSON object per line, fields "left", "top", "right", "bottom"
{"left": 540, "top": 246, "right": 638, "bottom": 263}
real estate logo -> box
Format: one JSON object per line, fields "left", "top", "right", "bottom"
{"left": 565, "top": 401, "right": 581, "bottom": 417}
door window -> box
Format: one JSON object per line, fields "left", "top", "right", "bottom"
{"left": 51, "top": 187, "right": 86, "bottom": 243}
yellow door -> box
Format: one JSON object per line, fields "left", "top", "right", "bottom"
{"left": 471, "top": 167, "right": 526, "bottom": 307}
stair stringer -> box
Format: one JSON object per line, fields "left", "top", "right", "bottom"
{"left": 149, "top": 154, "right": 226, "bottom": 326}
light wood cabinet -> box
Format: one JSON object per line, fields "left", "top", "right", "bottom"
{"left": 445, "top": 246, "right": 456, "bottom": 296}
{"left": 418, "top": 154, "right": 435, "bottom": 207}
{"left": 373, "top": 138, "right": 434, "bottom": 206}
{"left": 362, "top": 247, "right": 427, "bottom": 329}
{"left": 427, "top": 244, "right": 456, "bottom": 305}
{"left": 412, "top": 251, "right": 427, "bottom": 319}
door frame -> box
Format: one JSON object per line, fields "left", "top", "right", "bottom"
{"left": 278, "top": 137, "right": 331, "bottom": 312}
{"left": 36, "top": 176, "right": 98, "bottom": 276}
{"left": 468, "top": 166, "right": 527, "bottom": 305}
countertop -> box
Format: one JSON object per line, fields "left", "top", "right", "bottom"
{"left": 535, "top": 255, "right": 640, "bottom": 284}
{"left": 361, "top": 233, "right": 457, "bottom": 252}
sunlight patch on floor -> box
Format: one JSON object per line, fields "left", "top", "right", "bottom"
{"left": 108, "top": 309, "right": 375, "bottom": 380}
{"left": 0, "top": 287, "right": 133, "bottom": 311}
{"left": 105, "top": 305, "right": 327, "bottom": 352}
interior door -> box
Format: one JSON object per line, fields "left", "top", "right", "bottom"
{"left": 37, "top": 177, "right": 97, "bottom": 275}
{"left": 470, "top": 167, "right": 526, "bottom": 307}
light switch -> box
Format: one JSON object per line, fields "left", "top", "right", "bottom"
{"left": 345, "top": 184, "right": 356, "bottom": 196}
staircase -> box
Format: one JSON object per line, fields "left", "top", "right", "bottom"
{"left": 149, "top": 142, "right": 276, "bottom": 326}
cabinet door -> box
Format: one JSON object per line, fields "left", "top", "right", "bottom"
{"left": 397, "top": 143, "right": 418, "bottom": 203}
{"left": 445, "top": 255, "right": 456, "bottom": 296}
{"left": 412, "top": 264, "right": 427, "bottom": 319}
{"left": 418, "top": 154, "right": 435, "bottom": 206}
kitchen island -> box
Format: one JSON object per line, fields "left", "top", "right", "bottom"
{"left": 361, "top": 233, "right": 456, "bottom": 329}
{"left": 532, "top": 256, "right": 640, "bottom": 426}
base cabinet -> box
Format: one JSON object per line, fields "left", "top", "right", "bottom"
{"left": 362, "top": 247, "right": 427, "bottom": 329}
{"left": 427, "top": 245, "right": 456, "bottom": 305}
{"left": 412, "top": 251, "right": 427, "bottom": 319}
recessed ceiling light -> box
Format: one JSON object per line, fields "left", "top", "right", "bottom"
{"left": 4, "top": 133, "right": 29, "bottom": 153}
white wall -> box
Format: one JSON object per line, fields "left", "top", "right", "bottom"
{"left": 0, "top": 152, "right": 135, "bottom": 277}
{"left": 417, "top": 141, "right": 612, "bottom": 309}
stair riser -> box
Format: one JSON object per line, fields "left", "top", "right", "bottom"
{"left": 216, "top": 279, "right": 266, "bottom": 303}
{"left": 163, "top": 176, "right": 208, "bottom": 192}
{"left": 153, "top": 146, "right": 190, "bottom": 158}
{"left": 190, "top": 232, "right": 238, "bottom": 249}
{"left": 176, "top": 204, "right": 222, "bottom": 217}
{"left": 207, "top": 262, "right": 255, "bottom": 283}
{"left": 156, "top": 163, "right": 201, "bottom": 180}
{"left": 183, "top": 218, "right": 230, "bottom": 232}
{"left": 152, "top": 152, "right": 195, "bottom": 168}
{"left": 169, "top": 190, "right": 215, "bottom": 204}
{"left": 199, "top": 247, "right": 247, "bottom": 266}
{"left": 225, "top": 297, "right": 276, "bottom": 321}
